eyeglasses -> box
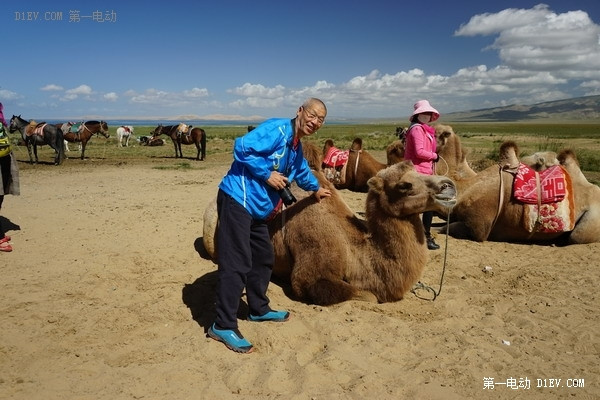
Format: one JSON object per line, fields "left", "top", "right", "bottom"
{"left": 303, "top": 108, "right": 325, "bottom": 125}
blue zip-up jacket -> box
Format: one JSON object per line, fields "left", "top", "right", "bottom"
{"left": 219, "top": 118, "right": 320, "bottom": 220}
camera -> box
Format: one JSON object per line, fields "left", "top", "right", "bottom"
{"left": 278, "top": 182, "right": 297, "bottom": 206}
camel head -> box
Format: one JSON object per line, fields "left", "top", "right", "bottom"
{"left": 366, "top": 161, "right": 457, "bottom": 219}
{"left": 385, "top": 140, "right": 405, "bottom": 165}
{"left": 434, "top": 124, "right": 477, "bottom": 180}
{"left": 435, "top": 124, "right": 456, "bottom": 148}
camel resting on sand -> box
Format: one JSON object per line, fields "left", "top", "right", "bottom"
{"left": 323, "top": 137, "right": 388, "bottom": 193}
{"left": 203, "top": 161, "right": 457, "bottom": 305}
{"left": 446, "top": 141, "right": 600, "bottom": 245}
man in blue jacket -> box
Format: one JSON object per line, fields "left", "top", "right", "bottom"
{"left": 208, "top": 98, "right": 331, "bottom": 353}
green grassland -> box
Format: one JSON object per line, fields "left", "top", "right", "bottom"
{"left": 9, "top": 121, "right": 600, "bottom": 184}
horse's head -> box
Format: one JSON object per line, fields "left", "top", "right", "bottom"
{"left": 100, "top": 121, "right": 110, "bottom": 138}
{"left": 151, "top": 124, "right": 163, "bottom": 137}
{"left": 8, "top": 115, "right": 22, "bottom": 133}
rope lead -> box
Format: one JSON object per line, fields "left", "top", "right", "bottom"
{"left": 411, "top": 210, "right": 451, "bottom": 301}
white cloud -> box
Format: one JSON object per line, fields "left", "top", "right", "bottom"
{"left": 41, "top": 84, "right": 64, "bottom": 91}
{"left": 128, "top": 87, "right": 211, "bottom": 108}
{"left": 66, "top": 84, "right": 93, "bottom": 95}
{"left": 183, "top": 88, "right": 209, "bottom": 98}
{"left": 104, "top": 92, "right": 118, "bottom": 101}
{"left": 223, "top": 5, "right": 600, "bottom": 116}
{"left": 229, "top": 83, "right": 286, "bottom": 98}
{"left": 454, "top": 4, "right": 600, "bottom": 75}
{"left": 0, "top": 89, "right": 21, "bottom": 101}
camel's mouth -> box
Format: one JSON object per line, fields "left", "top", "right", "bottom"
{"left": 435, "top": 182, "right": 457, "bottom": 209}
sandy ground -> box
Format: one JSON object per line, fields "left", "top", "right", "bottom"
{"left": 1, "top": 151, "right": 599, "bottom": 400}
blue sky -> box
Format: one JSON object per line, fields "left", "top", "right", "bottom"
{"left": 2, "top": 0, "right": 600, "bottom": 120}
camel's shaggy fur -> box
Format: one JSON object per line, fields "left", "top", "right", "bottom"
{"left": 446, "top": 141, "right": 600, "bottom": 245}
{"left": 202, "top": 157, "right": 458, "bottom": 305}
{"left": 269, "top": 162, "right": 456, "bottom": 304}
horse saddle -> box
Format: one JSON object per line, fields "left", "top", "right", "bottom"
{"left": 25, "top": 121, "right": 47, "bottom": 137}
{"left": 177, "top": 123, "right": 190, "bottom": 135}
{"left": 61, "top": 122, "right": 82, "bottom": 134}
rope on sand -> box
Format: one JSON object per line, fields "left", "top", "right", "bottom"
{"left": 411, "top": 213, "right": 451, "bottom": 301}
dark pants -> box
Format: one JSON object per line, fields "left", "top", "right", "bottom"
{"left": 214, "top": 189, "right": 274, "bottom": 330}
{"left": 0, "top": 154, "right": 11, "bottom": 239}
{"left": 423, "top": 211, "right": 434, "bottom": 237}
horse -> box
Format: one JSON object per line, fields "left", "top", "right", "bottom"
{"left": 8, "top": 115, "right": 65, "bottom": 165}
{"left": 151, "top": 124, "right": 206, "bottom": 160}
{"left": 62, "top": 120, "right": 110, "bottom": 159}
{"left": 116, "top": 126, "right": 134, "bottom": 147}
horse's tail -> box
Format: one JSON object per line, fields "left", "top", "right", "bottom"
{"left": 201, "top": 128, "right": 207, "bottom": 159}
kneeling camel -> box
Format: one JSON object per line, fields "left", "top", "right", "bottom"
{"left": 203, "top": 161, "right": 457, "bottom": 305}
{"left": 446, "top": 141, "right": 600, "bottom": 245}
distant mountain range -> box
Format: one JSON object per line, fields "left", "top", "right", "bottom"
{"left": 58, "top": 96, "right": 600, "bottom": 123}
{"left": 443, "top": 95, "right": 600, "bottom": 122}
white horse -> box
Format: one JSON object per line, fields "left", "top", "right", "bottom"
{"left": 116, "top": 126, "right": 134, "bottom": 147}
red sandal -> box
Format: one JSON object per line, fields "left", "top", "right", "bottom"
{"left": 0, "top": 236, "right": 10, "bottom": 244}
{"left": 0, "top": 242, "right": 12, "bottom": 252}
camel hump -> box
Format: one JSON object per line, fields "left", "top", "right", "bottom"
{"left": 521, "top": 151, "right": 559, "bottom": 171}
{"left": 351, "top": 138, "right": 363, "bottom": 151}
{"left": 557, "top": 149, "right": 578, "bottom": 166}
{"left": 498, "top": 141, "right": 519, "bottom": 166}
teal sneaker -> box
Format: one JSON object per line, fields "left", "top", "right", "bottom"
{"left": 248, "top": 310, "right": 290, "bottom": 322}
{"left": 207, "top": 323, "right": 253, "bottom": 353}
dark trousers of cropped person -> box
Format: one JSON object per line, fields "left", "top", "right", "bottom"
{"left": 214, "top": 189, "right": 274, "bottom": 330}
{"left": 0, "top": 154, "right": 11, "bottom": 239}
{"left": 422, "top": 211, "right": 434, "bottom": 237}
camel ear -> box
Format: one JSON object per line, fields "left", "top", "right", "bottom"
{"left": 367, "top": 175, "right": 384, "bottom": 192}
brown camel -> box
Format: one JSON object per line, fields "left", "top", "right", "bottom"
{"left": 203, "top": 159, "right": 457, "bottom": 305}
{"left": 323, "top": 138, "right": 387, "bottom": 192}
{"left": 446, "top": 141, "right": 600, "bottom": 245}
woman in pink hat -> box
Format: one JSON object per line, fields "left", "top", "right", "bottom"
{"left": 403, "top": 100, "right": 441, "bottom": 250}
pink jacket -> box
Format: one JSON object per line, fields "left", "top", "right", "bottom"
{"left": 403, "top": 123, "right": 437, "bottom": 175}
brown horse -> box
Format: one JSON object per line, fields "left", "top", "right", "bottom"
{"left": 62, "top": 121, "right": 109, "bottom": 159}
{"left": 151, "top": 124, "right": 206, "bottom": 160}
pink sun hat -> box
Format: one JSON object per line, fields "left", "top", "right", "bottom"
{"left": 411, "top": 100, "right": 440, "bottom": 122}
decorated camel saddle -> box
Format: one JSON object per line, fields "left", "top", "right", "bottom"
{"left": 512, "top": 163, "right": 575, "bottom": 233}
{"left": 25, "top": 120, "right": 48, "bottom": 137}
{"left": 322, "top": 140, "right": 349, "bottom": 185}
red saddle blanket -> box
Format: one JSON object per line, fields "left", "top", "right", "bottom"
{"left": 513, "top": 163, "right": 566, "bottom": 204}
{"left": 513, "top": 163, "right": 575, "bottom": 233}
{"left": 322, "top": 146, "right": 349, "bottom": 168}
